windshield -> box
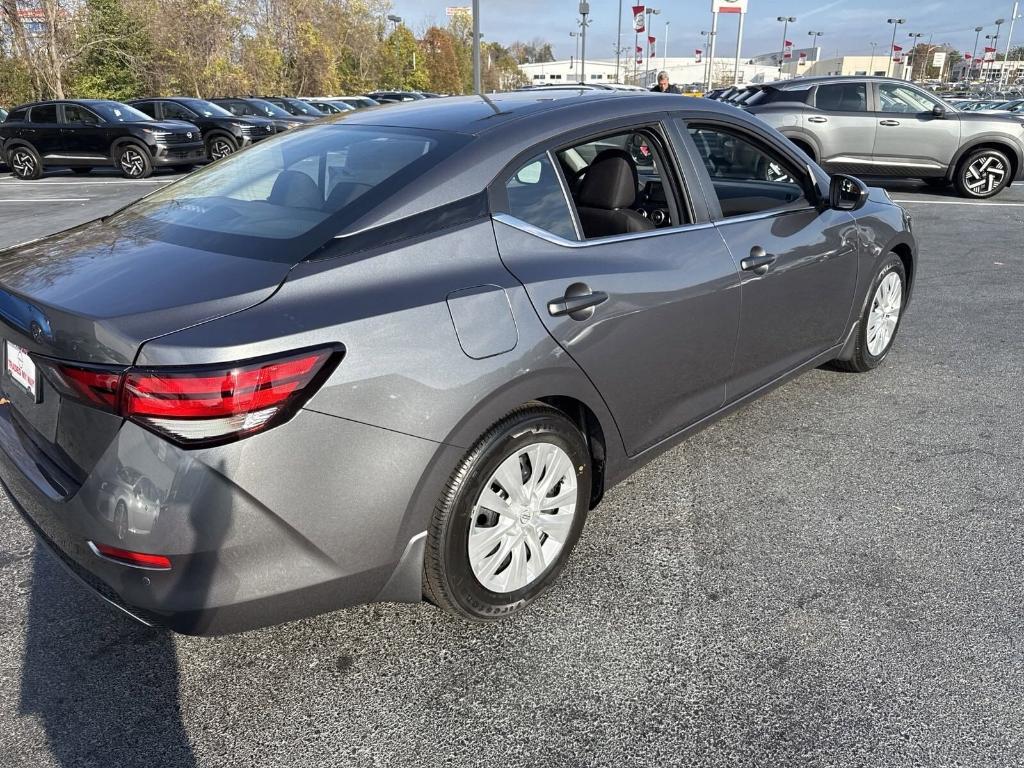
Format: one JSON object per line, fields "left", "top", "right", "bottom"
{"left": 248, "top": 99, "right": 291, "bottom": 118}
{"left": 107, "top": 124, "right": 469, "bottom": 260}
{"left": 92, "top": 101, "right": 153, "bottom": 122}
{"left": 282, "top": 98, "right": 320, "bottom": 116}
{"left": 180, "top": 98, "right": 233, "bottom": 118}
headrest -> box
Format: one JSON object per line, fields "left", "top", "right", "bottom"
{"left": 577, "top": 148, "right": 639, "bottom": 210}
{"left": 268, "top": 170, "right": 321, "bottom": 209}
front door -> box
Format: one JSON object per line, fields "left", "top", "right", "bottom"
{"left": 59, "top": 103, "right": 109, "bottom": 162}
{"left": 870, "top": 82, "right": 961, "bottom": 176}
{"left": 682, "top": 121, "right": 860, "bottom": 399}
{"left": 493, "top": 132, "right": 741, "bottom": 456}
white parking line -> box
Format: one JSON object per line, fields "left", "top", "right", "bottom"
{"left": 0, "top": 198, "right": 89, "bottom": 203}
{"left": 892, "top": 199, "right": 1024, "bottom": 207}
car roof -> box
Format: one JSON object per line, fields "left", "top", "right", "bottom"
{"left": 767, "top": 75, "right": 930, "bottom": 90}
{"left": 333, "top": 89, "right": 730, "bottom": 136}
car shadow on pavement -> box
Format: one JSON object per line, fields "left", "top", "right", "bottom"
{"left": 18, "top": 549, "right": 198, "bottom": 768}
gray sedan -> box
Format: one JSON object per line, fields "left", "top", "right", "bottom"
{"left": 0, "top": 91, "right": 915, "bottom": 634}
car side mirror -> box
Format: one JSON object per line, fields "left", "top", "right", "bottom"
{"left": 829, "top": 173, "right": 869, "bottom": 212}
{"left": 932, "top": 105, "right": 946, "bottom": 118}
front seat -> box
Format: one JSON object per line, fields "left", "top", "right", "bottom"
{"left": 575, "top": 148, "right": 655, "bottom": 238}
{"left": 268, "top": 169, "right": 322, "bottom": 210}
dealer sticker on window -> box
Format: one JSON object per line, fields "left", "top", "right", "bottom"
{"left": 6, "top": 341, "right": 37, "bottom": 398}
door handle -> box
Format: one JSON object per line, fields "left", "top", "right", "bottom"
{"left": 807, "top": 116, "right": 828, "bottom": 123}
{"left": 879, "top": 119, "right": 900, "bottom": 126}
{"left": 547, "top": 285, "right": 608, "bottom": 320}
{"left": 740, "top": 246, "right": 777, "bottom": 276}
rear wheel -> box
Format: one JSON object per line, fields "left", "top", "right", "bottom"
{"left": 954, "top": 148, "right": 1011, "bottom": 198}
{"left": 116, "top": 144, "right": 153, "bottom": 179}
{"left": 9, "top": 145, "right": 42, "bottom": 180}
{"left": 423, "top": 405, "right": 591, "bottom": 621}
{"left": 72, "top": 167, "right": 93, "bottom": 175}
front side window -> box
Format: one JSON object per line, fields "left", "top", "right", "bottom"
{"left": 878, "top": 83, "right": 941, "bottom": 113}
{"left": 687, "top": 124, "right": 809, "bottom": 218}
{"left": 162, "top": 102, "right": 197, "bottom": 120}
{"left": 29, "top": 104, "right": 57, "bottom": 123}
{"left": 815, "top": 83, "right": 867, "bottom": 112}
{"left": 63, "top": 104, "right": 102, "bottom": 124}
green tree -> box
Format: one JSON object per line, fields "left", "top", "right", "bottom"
{"left": 72, "top": 0, "right": 151, "bottom": 99}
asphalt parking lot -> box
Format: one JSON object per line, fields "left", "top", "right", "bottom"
{"left": 0, "top": 171, "right": 1021, "bottom": 768}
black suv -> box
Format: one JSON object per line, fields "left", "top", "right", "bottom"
{"left": 0, "top": 99, "right": 203, "bottom": 179}
{"left": 129, "top": 97, "right": 276, "bottom": 160}
{"left": 210, "top": 98, "right": 314, "bottom": 132}
{"left": 257, "top": 97, "right": 323, "bottom": 119}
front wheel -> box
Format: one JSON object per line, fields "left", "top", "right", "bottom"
{"left": 955, "top": 148, "right": 1011, "bottom": 198}
{"left": 116, "top": 144, "right": 153, "bottom": 179}
{"left": 206, "top": 135, "right": 236, "bottom": 161}
{"left": 833, "top": 253, "right": 907, "bottom": 373}
{"left": 423, "top": 405, "right": 591, "bottom": 621}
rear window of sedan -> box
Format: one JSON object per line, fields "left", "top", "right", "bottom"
{"left": 108, "top": 124, "right": 470, "bottom": 259}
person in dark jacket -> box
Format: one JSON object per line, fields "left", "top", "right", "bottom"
{"left": 650, "top": 71, "right": 681, "bottom": 93}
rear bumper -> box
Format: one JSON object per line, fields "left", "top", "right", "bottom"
{"left": 0, "top": 405, "right": 453, "bottom": 634}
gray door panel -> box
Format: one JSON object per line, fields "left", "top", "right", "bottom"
{"left": 871, "top": 82, "right": 961, "bottom": 174}
{"left": 493, "top": 220, "right": 741, "bottom": 455}
{"left": 715, "top": 207, "right": 860, "bottom": 398}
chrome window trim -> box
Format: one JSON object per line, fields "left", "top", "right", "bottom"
{"left": 712, "top": 206, "right": 818, "bottom": 226}
{"left": 492, "top": 212, "right": 714, "bottom": 248}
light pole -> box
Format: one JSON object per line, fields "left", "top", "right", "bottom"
{"left": 1000, "top": 3, "right": 1021, "bottom": 88}
{"left": 616, "top": 0, "right": 623, "bottom": 83}
{"left": 645, "top": 7, "right": 660, "bottom": 86}
{"left": 570, "top": 31, "right": 580, "bottom": 73}
{"left": 985, "top": 33, "right": 999, "bottom": 82}
{"left": 972, "top": 26, "right": 984, "bottom": 81}
{"left": 663, "top": 20, "right": 670, "bottom": 72}
{"left": 386, "top": 13, "right": 401, "bottom": 30}
{"left": 808, "top": 30, "right": 823, "bottom": 69}
{"left": 579, "top": 2, "right": 590, "bottom": 84}
{"left": 907, "top": 32, "right": 923, "bottom": 80}
{"left": 471, "top": 0, "right": 481, "bottom": 93}
{"left": 993, "top": 17, "right": 1006, "bottom": 83}
{"left": 700, "top": 30, "right": 715, "bottom": 91}
{"left": 777, "top": 16, "right": 796, "bottom": 78}
{"left": 887, "top": 18, "right": 906, "bottom": 77}
{"left": 869, "top": 42, "right": 878, "bottom": 75}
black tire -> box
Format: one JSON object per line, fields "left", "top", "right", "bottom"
{"left": 954, "top": 147, "right": 1012, "bottom": 198}
{"left": 116, "top": 143, "right": 153, "bottom": 179}
{"left": 832, "top": 253, "right": 907, "bottom": 373}
{"left": 8, "top": 145, "right": 43, "bottom": 180}
{"left": 423, "top": 405, "right": 592, "bottom": 621}
{"left": 206, "top": 135, "right": 237, "bottom": 161}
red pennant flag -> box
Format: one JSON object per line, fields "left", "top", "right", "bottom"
{"left": 892, "top": 44, "right": 903, "bottom": 52}
{"left": 783, "top": 40, "right": 793, "bottom": 59}
{"left": 632, "top": 5, "right": 645, "bottom": 33}
{"left": 964, "top": 52, "right": 972, "bottom": 60}
{"left": 636, "top": 44, "right": 643, "bottom": 64}
{"left": 798, "top": 51, "right": 807, "bottom": 64}
{"left": 695, "top": 48, "right": 702, "bottom": 63}
{"left": 648, "top": 35, "right": 656, "bottom": 57}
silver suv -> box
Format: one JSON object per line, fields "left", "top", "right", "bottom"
{"left": 745, "top": 76, "right": 1024, "bottom": 198}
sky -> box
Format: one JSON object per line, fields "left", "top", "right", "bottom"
{"left": 388, "top": 1, "right": 1020, "bottom": 60}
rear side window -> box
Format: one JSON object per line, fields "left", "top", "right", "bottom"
{"left": 505, "top": 153, "right": 577, "bottom": 241}
{"left": 162, "top": 102, "right": 196, "bottom": 120}
{"left": 746, "top": 88, "right": 810, "bottom": 106}
{"left": 815, "top": 83, "right": 867, "bottom": 112}
{"left": 29, "top": 104, "right": 57, "bottom": 123}
{"left": 132, "top": 101, "right": 158, "bottom": 118}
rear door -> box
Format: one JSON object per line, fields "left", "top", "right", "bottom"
{"left": 25, "top": 104, "right": 61, "bottom": 158}
{"left": 808, "top": 81, "right": 877, "bottom": 174}
{"left": 870, "top": 82, "right": 961, "bottom": 176}
{"left": 679, "top": 118, "right": 860, "bottom": 398}
{"left": 60, "top": 103, "right": 109, "bottom": 161}
{"left": 492, "top": 120, "right": 742, "bottom": 455}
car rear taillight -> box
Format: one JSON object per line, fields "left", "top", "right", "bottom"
{"left": 89, "top": 542, "right": 172, "bottom": 570}
{"left": 42, "top": 346, "right": 340, "bottom": 448}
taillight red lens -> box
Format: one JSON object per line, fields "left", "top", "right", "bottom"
{"left": 90, "top": 542, "right": 171, "bottom": 570}
{"left": 46, "top": 347, "right": 338, "bottom": 447}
